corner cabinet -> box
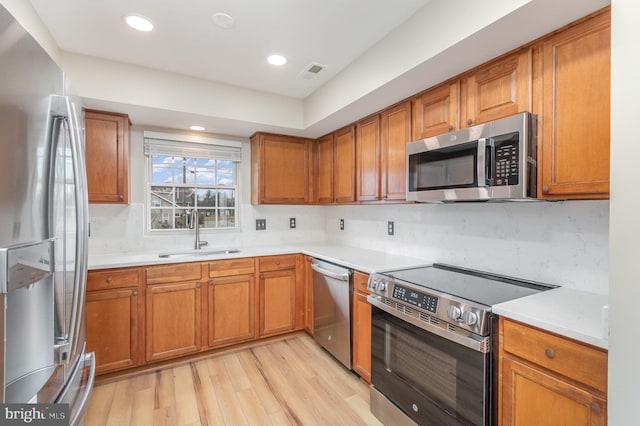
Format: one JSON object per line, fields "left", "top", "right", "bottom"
{"left": 539, "top": 9, "right": 610, "bottom": 199}
{"left": 499, "top": 318, "right": 607, "bottom": 426}
{"left": 84, "top": 110, "right": 130, "bottom": 204}
{"left": 251, "top": 132, "right": 315, "bottom": 204}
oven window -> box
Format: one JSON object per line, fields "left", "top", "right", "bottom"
{"left": 409, "top": 142, "right": 478, "bottom": 191}
{"left": 371, "top": 306, "right": 489, "bottom": 425}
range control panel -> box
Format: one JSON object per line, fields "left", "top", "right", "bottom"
{"left": 392, "top": 284, "right": 438, "bottom": 313}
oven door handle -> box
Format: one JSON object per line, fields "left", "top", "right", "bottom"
{"left": 368, "top": 294, "right": 491, "bottom": 353}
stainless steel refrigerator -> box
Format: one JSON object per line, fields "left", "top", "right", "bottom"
{"left": 0, "top": 4, "right": 95, "bottom": 425}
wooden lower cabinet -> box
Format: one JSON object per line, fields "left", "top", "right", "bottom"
{"left": 208, "top": 274, "right": 255, "bottom": 347}
{"left": 259, "top": 269, "right": 296, "bottom": 337}
{"left": 146, "top": 281, "right": 202, "bottom": 362}
{"left": 304, "top": 256, "right": 314, "bottom": 335}
{"left": 86, "top": 288, "right": 139, "bottom": 374}
{"left": 352, "top": 271, "right": 371, "bottom": 383}
{"left": 501, "top": 357, "right": 606, "bottom": 425}
{"left": 499, "top": 318, "right": 607, "bottom": 426}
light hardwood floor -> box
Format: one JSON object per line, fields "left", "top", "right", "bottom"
{"left": 86, "top": 334, "right": 382, "bottom": 425}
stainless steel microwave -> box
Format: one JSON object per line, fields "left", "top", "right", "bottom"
{"left": 406, "top": 112, "right": 537, "bottom": 202}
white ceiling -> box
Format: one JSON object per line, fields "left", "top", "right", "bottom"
{"left": 29, "top": 0, "right": 429, "bottom": 100}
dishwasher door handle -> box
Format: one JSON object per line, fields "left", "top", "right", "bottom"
{"left": 311, "top": 262, "right": 350, "bottom": 281}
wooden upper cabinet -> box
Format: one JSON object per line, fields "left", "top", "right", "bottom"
{"left": 333, "top": 126, "right": 357, "bottom": 203}
{"left": 356, "top": 115, "right": 381, "bottom": 202}
{"left": 539, "top": 10, "right": 610, "bottom": 199}
{"left": 251, "top": 132, "right": 314, "bottom": 204}
{"left": 381, "top": 101, "right": 412, "bottom": 201}
{"left": 84, "top": 110, "right": 130, "bottom": 204}
{"left": 412, "top": 82, "right": 459, "bottom": 139}
{"left": 316, "top": 134, "right": 335, "bottom": 204}
{"left": 463, "top": 48, "right": 533, "bottom": 127}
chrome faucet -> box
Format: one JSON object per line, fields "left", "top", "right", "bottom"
{"left": 189, "top": 209, "right": 208, "bottom": 250}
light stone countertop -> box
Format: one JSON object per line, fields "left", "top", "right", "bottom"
{"left": 89, "top": 243, "right": 608, "bottom": 349}
{"left": 87, "top": 243, "right": 430, "bottom": 274}
{"left": 492, "top": 287, "right": 609, "bottom": 349}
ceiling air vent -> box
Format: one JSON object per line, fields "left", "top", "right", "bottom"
{"left": 298, "top": 62, "right": 327, "bottom": 80}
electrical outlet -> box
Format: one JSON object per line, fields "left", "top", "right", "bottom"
{"left": 388, "top": 221, "right": 394, "bottom": 236}
{"left": 256, "top": 219, "right": 266, "bottom": 230}
{"left": 290, "top": 217, "right": 296, "bottom": 228}
{"left": 340, "top": 219, "right": 344, "bottom": 230}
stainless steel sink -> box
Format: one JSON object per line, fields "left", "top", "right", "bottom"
{"left": 158, "top": 248, "right": 240, "bottom": 258}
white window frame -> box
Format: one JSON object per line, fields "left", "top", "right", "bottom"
{"left": 144, "top": 131, "right": 242, "bottom": 233}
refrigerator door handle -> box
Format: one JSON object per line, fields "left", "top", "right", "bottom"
{"left": 50, "top": 96, "right": 89, "bottom": 365}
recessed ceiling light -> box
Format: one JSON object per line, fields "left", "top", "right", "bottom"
{"left": 189, "top": 125, "right": 205, "bottom": 131}
{"left": 267, "top": 54, "right": 287, "bottom": 66}
{"left": 124, "top": 14, "right": 154, "bottom": 32}
{"left": 211, "top": 13, "right": 234, "bottom": 30}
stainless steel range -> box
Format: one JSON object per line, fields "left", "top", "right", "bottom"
{"left": 367, "top": 263, "right": 556, "bottom": 426}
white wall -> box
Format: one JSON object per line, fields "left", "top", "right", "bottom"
{"left": 609, "top": 0, "right": 640, "bottom": 423}
{"left": 324, "top": 202, "right": 609, "bottom": 294}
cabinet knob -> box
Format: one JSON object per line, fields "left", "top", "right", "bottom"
{"left": 590, "top": 402, "right": 602, "bottom": 414}
{"left": 209, "top": 280, "right": 214, "bottom": 286}
{"left": 260, "top": 274, "right": 265, "bottom": 279}
{"left": 196, "top": 283, "right": 201, "bottom": 289}
{"left": 132, "top": 290, "right": 138, "bottom": 296}
{"left": 545, "top": 348, "right": 555, "bottom": 358}
{"left": 542, "top": 185, "right": 549, "bottom": 195}
{"left": 106, "top": 277, "right": 112, "bottom": 283}
{"left": 467, "top": 119, "right": 473, "bottom": 126}
{"left": 275, "top": 261, "right": 281, "bottom": 266}
{"left": 448, "top": 125, "right": 454, "bottom": 131}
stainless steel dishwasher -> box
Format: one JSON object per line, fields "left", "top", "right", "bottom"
{"left": 311, "top": 258, "right": 352, "bottom": 369}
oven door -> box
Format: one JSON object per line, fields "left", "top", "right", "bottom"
{"left": 370, "top": 305, "right": 491, "bottom": 426}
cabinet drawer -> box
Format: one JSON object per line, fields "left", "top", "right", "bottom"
{"left": 146, "top": 263, "right": 202, "bottom": 285}
{"left": 209, "top": 258, "right": 255, "bottom": 278}
{"left": 353, "top": 271, "right": 370, "bottom": 294}
{"left": 87, "top": 268, "right": 140, "bottom": 291}
{"left": 502, "top": 319, "right": 607, "bottom": 393}
{"left": 259, "top": 255, "right": 296, "bottom": 272}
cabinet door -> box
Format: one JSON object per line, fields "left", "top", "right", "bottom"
{"left": 540, "top": 11, "right": 610, "bottom": 199}
{"left": 412, "top": 82, "right": 459, "bottom": 139}
{"left": 333, "top": 126, "right": 356, "bottom": 204}
{"left": 356, "top": 115, "right": 381, "bottom": 201}
{"left": 86, "top": 288, "right": 138, "bottom": 374}
{"left": 381, "top": 101, "right": 411, "bottom": 201}
{"left": 463, "top": 49, "right": 532, "bottom": 127}
{"left": 352, "top": 271, "right": 371, "bottom": 383}
{"left": 208, "top": 274, "right": 255, "bottom": 347}
{"left": 84, "top": 110, "right": 129, "bottom": 204}
{"left": 316, "top": 134, "right": 335, "bottom": 204}
{"left": 146, "top": 282, "right": 201, "bottom": 362}
{"left": 501, "top": 356, "right": 606, "bottom": 426}
{"left": 251, "top": 133, "right": 313, "bottom": 204}
{"left": 259, "top": 269, "right": 296, "bottom": 336}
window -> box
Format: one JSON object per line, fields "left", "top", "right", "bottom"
{"left": 144, "top": 131, "right": 242, "bottom": 231}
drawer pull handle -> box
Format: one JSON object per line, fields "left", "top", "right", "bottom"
{"left": 275, "top": 261, "right": 281, "bottom": 265}
{"left": 132, "top": 290, "right": 138, "bottom": 296}
{"left": 590, "top": 402, "right": 601, "bottom": 414}
{"left": 545, "top": 348, "right": 555, "bottom": 358}
{"left": 106, "top": 277, "right": 112, "bottom": 283}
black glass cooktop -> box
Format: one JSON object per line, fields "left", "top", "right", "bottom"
{"left": 380, "top": 264, "right": 556, "bottom": 307}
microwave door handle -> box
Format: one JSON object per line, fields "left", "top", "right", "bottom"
{"left": 477, "top": 138, "right": 488, "bottom": 186}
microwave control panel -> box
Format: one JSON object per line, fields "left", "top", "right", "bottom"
{"left": 494, "top": 141, "right": 519, "bottom": 186}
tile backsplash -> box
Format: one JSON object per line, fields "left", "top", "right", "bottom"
{"left": 89, "top": 200, "right": 609, "bottom": 294}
